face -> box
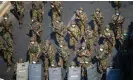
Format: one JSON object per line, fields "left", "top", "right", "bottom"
{"left": 4, "top": 17, "right": 8, "bottom": 22}
{"left": 79, "top": 10, "right": 83, "bottom": 13}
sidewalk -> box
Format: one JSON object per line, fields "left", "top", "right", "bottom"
{"left": 0, "top": 1, "right": 12, "bottom": 22}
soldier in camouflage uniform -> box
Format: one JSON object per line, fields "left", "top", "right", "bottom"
{"left": 77, "top": 42, "right": 92, "bottom": 78}
{"left": 92, "top": 8, "right": 104, "bottom": 36}
{"left": 0, "top": 13, "right": 13, "bottom": 38}
{"left": 57, "top": 40, "right": 69, "bottom": 69}
{"left": 52, "top": 17, "right": 66, "bottom": 45}
{"left": 97, "top": 43, "right": 110, "bottom": 74}
{"left": 41, "top": 40, "right": 56, "bottom": 80}
{"left": 13, "top": 1, "right": 24, "bottom": 25}
{"left": 112, "top": 10, "right": 124, "bottom": 39}
{"left": 0, "top": 30, "right": 14, "bottom": 72}
{"left": 102, "top": 25, "right": 115, "bottom": 54}
{"left": 31, "top": 1, "right": 44, "bottom": 23}
{"left": 30, "top": 22, "right": 43, "bottom": 43}
{"left": 28, "top": 36, "right": 41, "bottom": 63}
{"left": 50, "top": 1, "right": 62, "bottom": 26}
{"left": 0, "top": 14, "right": 14, "bottom": 72}
{"left": 113, "top": 1, "right": 122, "bottom": 11}
{"left": 75, "top": 7, "right": 88, "bottom": 37}
{"left": 84, "top": 26, "right": 95, "bottom": 53}
{"left": 68, "top": 21, "right": 80, "bottom": 50}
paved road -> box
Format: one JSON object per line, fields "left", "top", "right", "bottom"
{"left": 0, "top": 1, "right": 133, "bottom": 80}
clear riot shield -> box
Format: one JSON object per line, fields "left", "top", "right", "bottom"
{"left": 16, "top": 62, "right": 29, "bottom": 80}
{"left": 29, "top": 63, "right": 44, "bottom": 80}
{"left": 67, "top": 67, "right": 81, "bottom": 80}
{"left": 48, "top": 67, "right": 63, "bottom": 80}
{"left": 87, "top": 63, "right": 101, "bottom": 80}
{"left": 106, "top": 68, "right": 120, "bottom": 80}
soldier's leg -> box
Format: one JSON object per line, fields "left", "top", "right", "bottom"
{"left": 44, "top": 58, "right": 49, "bottom": 80}
{"left": 7, "top": 54, "right": 12, "bottom": 72}
{"left": 58, "top": 57, "right": 63, "bottom": 67}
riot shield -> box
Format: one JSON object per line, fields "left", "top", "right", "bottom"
{"left": 67, "top": 67, "right": 81, "bottom": 80}
{"left": 29, "top": 63, "right": 44, "bottom": 80}
{"left": 106, "top": 68, "right": 120, "bottom": 80}
{"left": 16, "top": 62, "right": 29, "bottom": 80}
{"left": 48, "top": 67, "right": 63, "bottom": 80}
{"left": 87, "top": 63, "right": 101, "bottom": 80}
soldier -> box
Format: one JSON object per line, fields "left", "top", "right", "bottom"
{"left": 41, "top": 40, "right": 56, "bottom": 80}
{"left": 50, "top": 1, "right": 62, "bottom": 26}
{"left": 15, "top": 1, "right": 24, "bottom": 25}
{"left": 85, "top": 26, "right": 95, "bottom": 53}
{"left": 28, "top": 36, "right": 41, "bottom": 63}
{"left": 75, "top": 7, "right": 88, "bottom": 36}
{"left": 77, "top": 42, "right": 92, "bottom": 78}
{"left": 112, "top": 10, "right": 124, "bottom": 39}
{"left": 0, "top": 13, "right": 13, "bottom": 37}
{"left": 1, "top": 31, "right": 14, "bottom": 72}
{"left": 68, "top": 21, "right": 80, "bottom": 50}
{"left": 31, "top": 1, "right": 44, "bottom": 23}
{"left": 113, "top": 1, "right": 122, "bottom": 11}
{"left": 30, "top": 22, "right": 43, "bottom": 43}
{"left": 102, "top": 25, "right": 115, "bottom": 54}
{"left": 92, "top": 8, "right": 104, "bottom": 35}
{"left": 57, "top": 40, "right": 69, "bottom": 69}
{"left": 97, "top": 43, "right": 110, "bottom": 74}
{"left": 52, "top": 17, "right": 66, "bottom": 45}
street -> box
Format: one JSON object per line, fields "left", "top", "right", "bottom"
{"left": 0, "top": 1, "right": 133, "bottom": 80}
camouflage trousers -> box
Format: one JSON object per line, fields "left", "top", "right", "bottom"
{"left": 29, "top": 53, "right": 38, "bottom": 63}
{"left": 58, "top": 56, "right": 68, "bottom": 68}
{"left": 86, "top": 39, "right": 94, "bottom": 52}
{"left": 115, "top": 26, "right": 122, "bottom": 39}
{"left": 100, "top": 57, "right": 109, "bottom": 72}
{"left": 44, "top": 57, "right": 49, "bottom": 80}
{"left": 107, "top": 41, "right": 113, "bottom": 54}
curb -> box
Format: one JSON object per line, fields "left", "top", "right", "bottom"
{"left": 0, "top": 1, "right": 12, "bottom": 22}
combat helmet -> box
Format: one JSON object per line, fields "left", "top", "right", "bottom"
{"left": 71, "top": 20, "right": 76, "bottom": 26}
{"left": 105, "top": 25, "right": 110, "bottom": 31}
{"left": 95, "top": 8, "right": 100, "bottom": 12}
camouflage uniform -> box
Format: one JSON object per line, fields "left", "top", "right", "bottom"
{"left": 31, "top": 1, "right": 44, "bottom": 23}
{"left": 112, "top": 10, "right": 124, "bottom": 39}
{"left": 103, "top": 25, "right": 115, "bottom": 53}
{"left": 52, "top": 17, "right": 66, "bottom": 45}
{"left": 1, "top": 32, "right": 14, "bottom": 72}
{"left": 57, "top": 40, "right": 69, "bottom": 68}
{"left": 77, "top": 42, "right": 92, "bottom": 78}
{"left": 28, "top": 36, "right": 41, "bottom": 63}
{"left": 70, "top": 61, "right": 77, "bottom": 68}
{"left": 113, "top": 1, "right": 122, "bottom": 11}
{"left": 51, "top": 1, "right": 62, "bottom": 26}
{"left": 92, "top": 8, "right": 104, "bottom": 35}
{"left": 75, "top": 7, "right": 88, "bottom": 36}
{"left": 68, "top": 21, "right": 80, "bottom": 49}
{"left": 85, "top": 26, "right": 94, "bottom": 52}
{"left": 98, "top": 43, "right": 110, "bottom": 73}
{"left": 0, "top": 14, "right": 14, "bottom": 72}
{"left": 15, "top": 1, "right": 24, "bottom": 24}
{"left": 0, "top": 13, "right": 13, "bottom": 37}
{"left": 30, "top": 22, "right": 43, "bottom": 43}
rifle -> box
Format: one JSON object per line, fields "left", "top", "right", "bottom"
{"left": 52, "top": 4, "right": 62, "bottom": 17}
{"left": 67, "top": 28, "right": 79, "bottom": 41}
{"left": 28, "top": 23, "right": 41, "bottom": 42}
{"left": 103, "top": 34, "right": 113, "bottom": 46}
{"left": 92, "top": 13, "right": 103, "bottom": 26}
